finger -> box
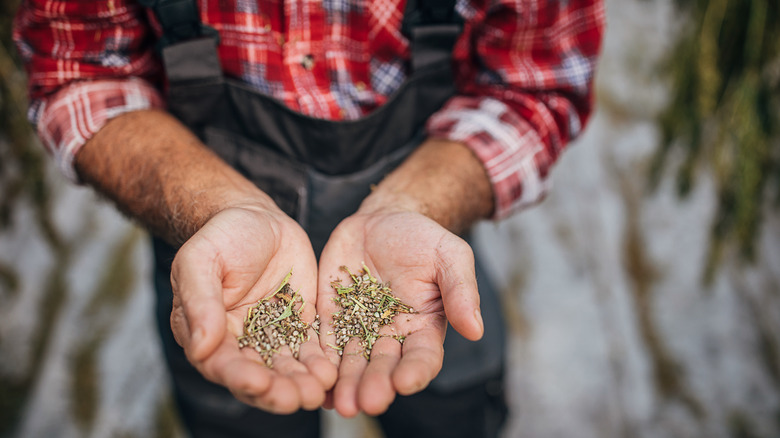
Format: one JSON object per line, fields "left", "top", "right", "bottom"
{"left": 299, "top": 327, "right": 338, "bottom": 390}
{"left": 392, "top": 326, "right": 445, "bottom": 396}
{"left": 216, "top": 337, "right": 307, "bottom": 414}
{"left": 272, "top": 352, "right": 326, "bottom": 411}
{"left": 171, "top": 240, "right": 227, "bottom": 362}
{"left": 287, "top": 249, "right": 319, "bottom": 322}
{"left": 358, "top": 336, "right": 401, "bottom": 415}
{"left": 333, "top": 338, "right": 369, "bottom": 418}
{"left": 220, "top": 358, "right": 276, "bottom": 401}
{"left": 239, "top": 372, "right": 303, "bottom": 414}
{"left": 196, "top": 331, "right": 275, "bottom": 398}
{"left": 318, "top": 310, "right": 344, "bottom": 369}
{"left": 435, "top": 235, "right": 484, "bottom": 341}
{"left": 316, "top": 261, "right": 347, "bottom": 368}
{"left": 323, "top": 390, "right": 335, "bottom": 410}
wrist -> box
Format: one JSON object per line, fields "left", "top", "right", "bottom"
{"left": 75, "top": 109, "right": 283, "bottom": 245}
{"left": 357, "top": 138, "right": 494, "bottom": 234}
{"left": 193, "top": 183, "right": 281, "bottom": 226}
{"left": 357, "top": 185, "right": 424, "bottom": 217}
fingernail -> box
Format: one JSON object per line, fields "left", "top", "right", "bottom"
{"left": 474, "top": 309, "right": 484, "bottom": 332}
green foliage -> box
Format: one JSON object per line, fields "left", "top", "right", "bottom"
{"left": 652, "top": 0, "right": 780, "bottom": 282}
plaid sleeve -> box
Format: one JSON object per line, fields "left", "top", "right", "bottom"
{"left": 13, "top": 0, "right": 163, "bottom": 182}
{"left": 427, "top": 0, "right": 606, "bottom": 219}
{"left": 35, "top": 79, "right": 165, "bottom": 182}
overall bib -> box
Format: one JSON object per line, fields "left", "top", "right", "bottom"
{"left": 144, "top": 0, "right": 507, "bottom": 435}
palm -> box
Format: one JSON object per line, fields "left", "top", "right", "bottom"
{"left": 200, "top": 209, "right": 316, "bottom": 330}
{"left": 318, "top": 210, "right": 483, "bottom": 417}
{"left": 170, "top": 206, "right": 336, "bottom": 413}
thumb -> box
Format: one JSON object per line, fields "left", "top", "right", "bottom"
{"left": 171, "top": 240, "right": 227, "bottom": 363}
{"left": 435, "top": 235, "right": 484, "bottom": 341}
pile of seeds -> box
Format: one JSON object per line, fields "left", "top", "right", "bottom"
{"left": 328, "top": 264, "right": 415, "bottom": 359}
{"left": 237, "top": 271, "right": 311, "bottom": 367}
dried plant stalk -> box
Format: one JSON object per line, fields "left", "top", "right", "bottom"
{"left": 237, "top": 270, "right": 312, "bottom": 367}
{"left": 329, "top": 264, "right": 414, "bottom": 359}
{"left": 654, "top": 0, "right": 780, "bottom": 282}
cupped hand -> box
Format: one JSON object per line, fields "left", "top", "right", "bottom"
{"left": 317, "top": 208, "right": 485, "bottom": 417}
{"left": 170, "top": 204, "right": 338, "bottom": 414}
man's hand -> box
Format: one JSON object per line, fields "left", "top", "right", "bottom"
{"left": 75, "top": 109, "right": 337, "bottom": 413}
{"left": 172, "top": 204, "right": 337, "bottom": 413}
{"left": 318, "top": 208, "right": 484, "bottom": 417}
{"left": 316, "top": 138, "right": 495, "bottom": 417}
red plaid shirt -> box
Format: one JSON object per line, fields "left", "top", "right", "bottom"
{"left": 13, "top": 0, "right": 604, "bottom": 218}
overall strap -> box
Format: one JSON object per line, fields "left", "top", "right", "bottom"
{"left": 139, "top": 0, "right": 222, "bottom": 85}
{"left": 149, "top": 0, "right": 464, "bottom": 174}
{"left": 402, "top": 0, "right": 463, "bottom": 72}
{"left": 138, "top": 0, "right": 219, "bottom": 50}
{"left": 145, "top": 0, "right": 462, "bottom": 82}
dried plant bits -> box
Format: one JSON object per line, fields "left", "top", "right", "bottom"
{"left": 328, "top": 264, "right": 415, "bottom": 359}
{"left": 237, "top": 270, "right": 314, "bottom": 367}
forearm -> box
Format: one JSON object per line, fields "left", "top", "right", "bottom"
{"left": 427, "top": 0, "right": 604, "bottom": 218}
{"left": 360, "top": 138, "right": 494, "bottom": 235}
{"left": 75, "top": 109, "right": 275, "bottom": 246}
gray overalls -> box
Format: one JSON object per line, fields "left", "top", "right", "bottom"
{"left": 143, "top": 0, "right": 507, "bottom": 435}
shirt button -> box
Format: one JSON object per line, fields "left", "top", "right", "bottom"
{"left": 301, "top": 54, "right": 315, "bottom": 70}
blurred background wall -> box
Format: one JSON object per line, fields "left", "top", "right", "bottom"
{"left": 1, "top": 0, "right": 779, "bottom": 437}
